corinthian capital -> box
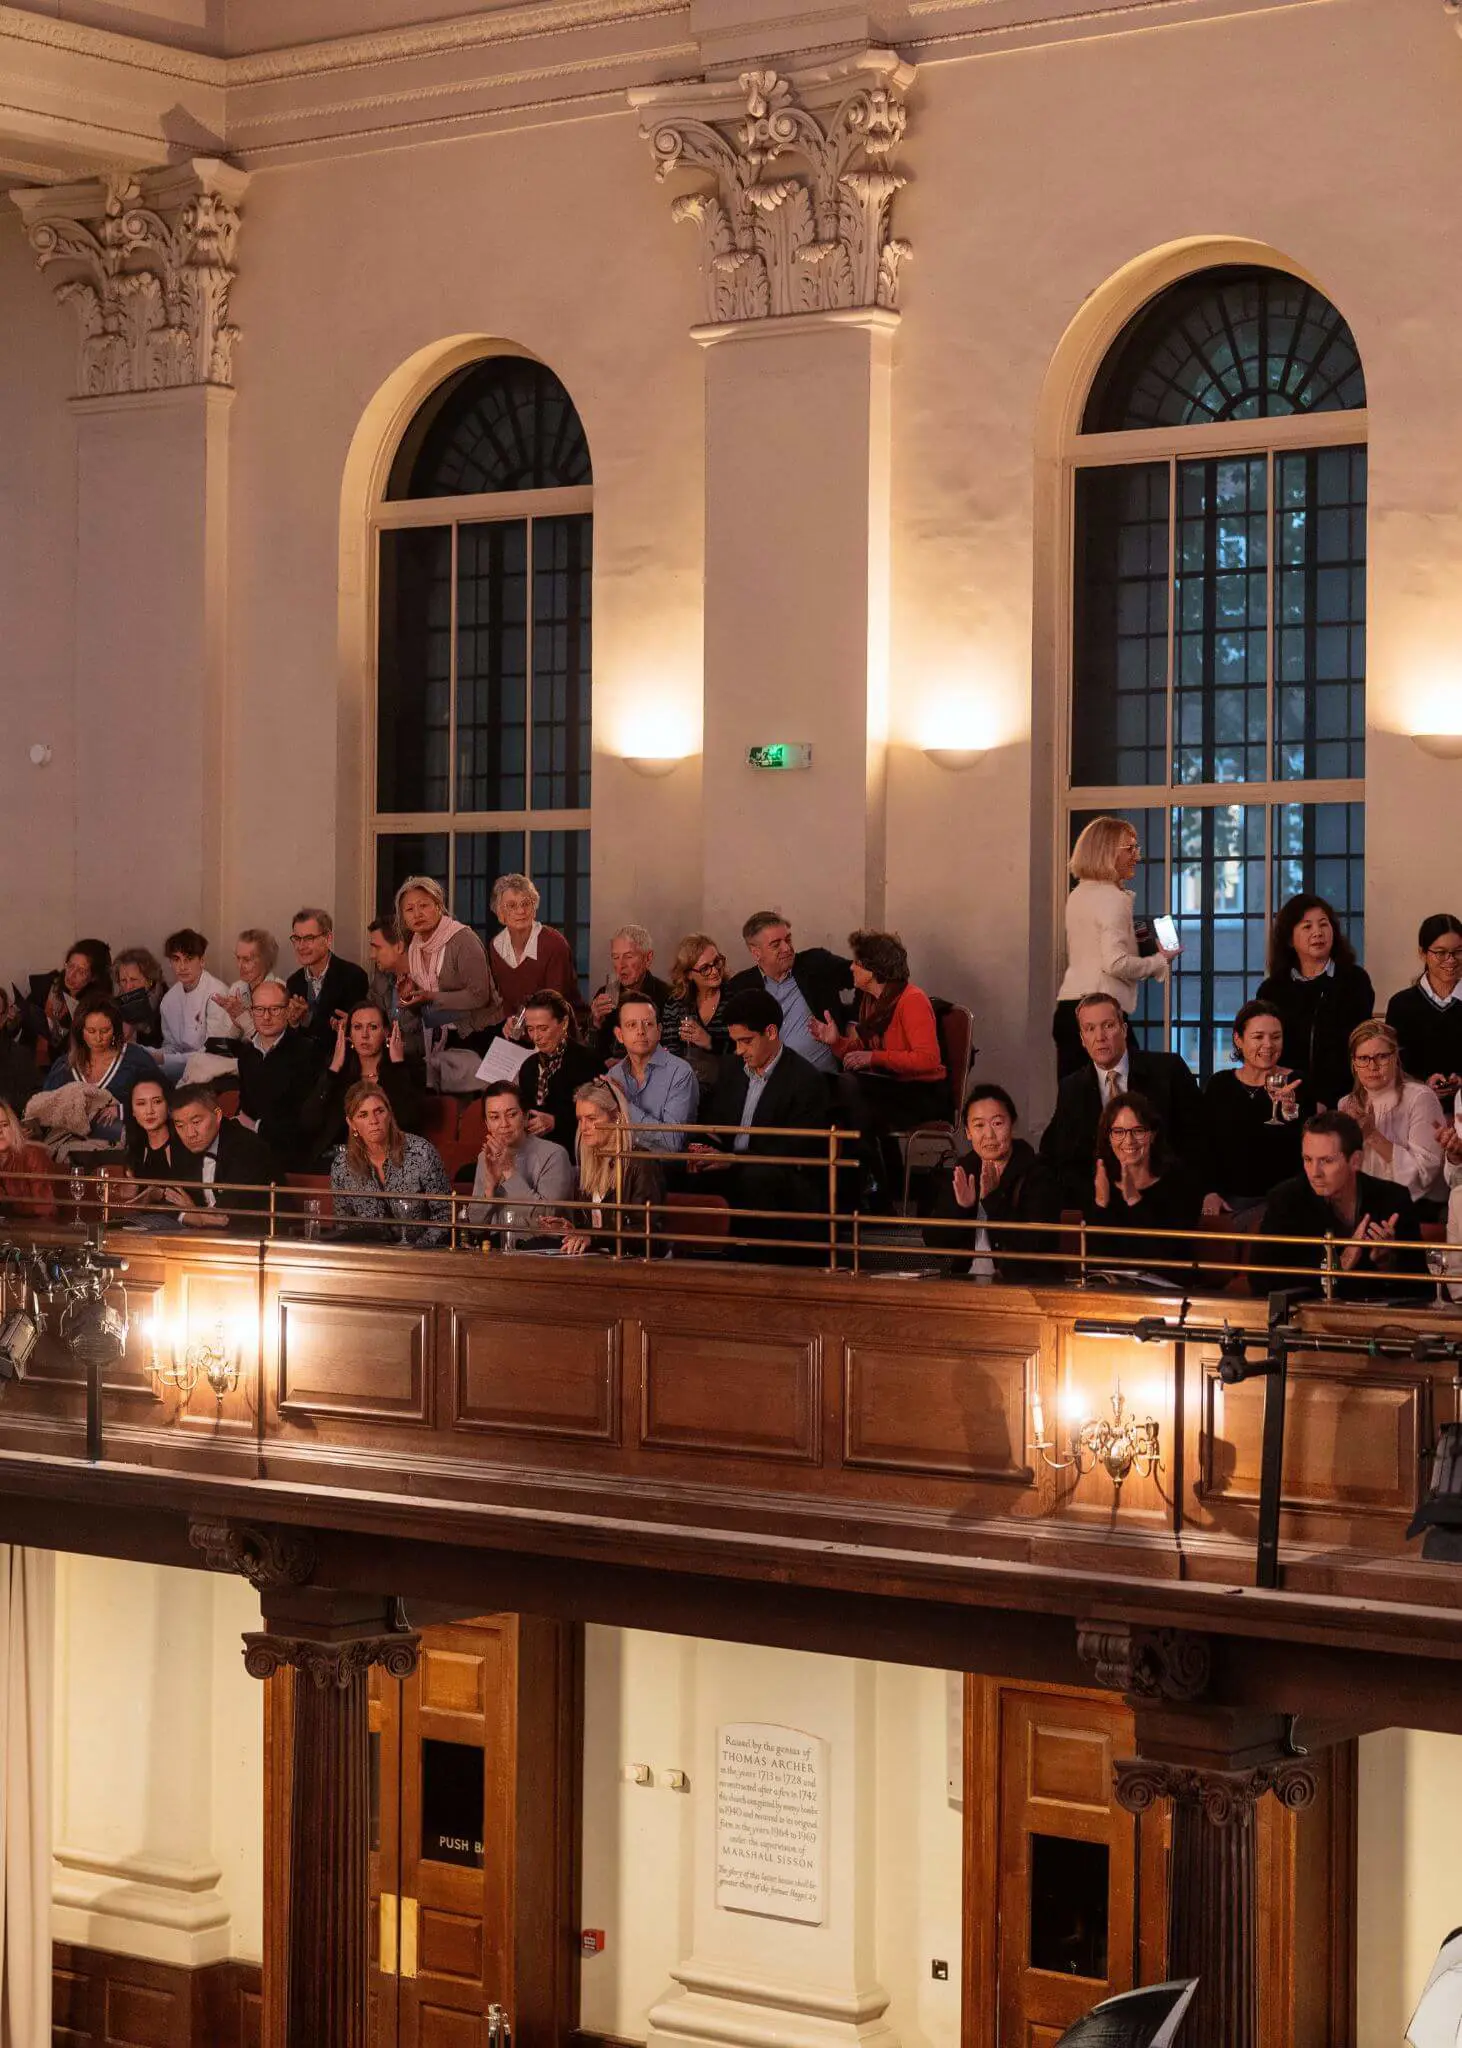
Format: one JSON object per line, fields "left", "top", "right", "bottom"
{"left": 11, "top": 157, "right": 250, "bottom": 399}
{"left": 630, "top": 50, "right": 915, "bottom": 326}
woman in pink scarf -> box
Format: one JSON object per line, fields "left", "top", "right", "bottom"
{"left": 394, "top": 876, "right": 502, "bottom": 1045}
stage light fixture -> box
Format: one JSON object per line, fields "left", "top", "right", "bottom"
{"left": 0, "top": 1308, "right": 39, "bottom": 1381}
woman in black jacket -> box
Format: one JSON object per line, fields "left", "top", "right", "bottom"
{"left": 1254, "top": 894, "right": 1373, "bottom": 1111}
{"left": 517, "top": 991, "right": 602, "bottom": 1145}
{"left": 299, "top": 1000, "right": 424, "bottom": 1162}
{"left": 1083, "top": 1090, "right": 1200, "bottom": 1282}
{"left": 925, "top": 1083, "right": 1062, "bottom": 1282}
{"left": 1385, "top": 913, "right": 1462, "bottom": 1108}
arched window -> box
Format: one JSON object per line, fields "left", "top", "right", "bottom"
{"left": 1065, "top": 266, "right": 1366, "bottom": 1077}
{"left": 372, "top": 356, "right": 592, "bottom": 972}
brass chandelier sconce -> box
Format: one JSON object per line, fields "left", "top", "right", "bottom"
{"left": 149, "top": 1314, "right": 242, "bottom": 1402}
{"left": 1030, "top": 1381, "right": 1162, "bottom": 1491}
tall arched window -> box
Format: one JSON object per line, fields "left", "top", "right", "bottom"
{"left": 372, "top": 355, "right": 593, "bottom": 972}
{"left": 1065, "top": 266, "right": 1367, "bottom": 1077}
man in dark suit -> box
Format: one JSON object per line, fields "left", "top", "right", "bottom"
{"left": 233, "top": 981, "right": 323, "bottom": 1168}
{"left": 689, "top": 988, "right": 834, "bottom": 1262}
{"left": 1040, "top": 992, "right": 1205, "bottom": 1207}
{"left": 167, "top": 1083, "right": 279, "bottom": 1234}
{"left": 1254, "top": 1110, "right": 1426, "bottom": 1300}
{"left": 724, "top": 911, "right": 853, "bottom": 1079}
{"left": 285, "top": 906, "right": 369, "bottom": 1054}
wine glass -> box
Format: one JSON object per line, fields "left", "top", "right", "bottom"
{"left": 388, "top": 1194, "right": 413, "bottom": 1246}
{"left": 1264, "top": 1070, "right": 1287, "bottom": 1125}
{"left": 1426, "top": 1246, "right": 1450, "bottom": 1310}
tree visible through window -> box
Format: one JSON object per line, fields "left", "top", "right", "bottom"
{"left": 372, "top": 357, "right": 592, "bottom": 975}
{"left": 1067, "top": 267, "right": 1367, "bottom": 1079}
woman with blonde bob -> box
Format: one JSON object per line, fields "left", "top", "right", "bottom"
{"left": 1053, "top": 816, "right": 1178, "bottom": 1081}
{"left": 1338, "top": 1019, "right": 1445, "bottom": 1204}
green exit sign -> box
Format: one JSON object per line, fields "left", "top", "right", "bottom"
{"left": 747, "top": 743, "right": 813, "bottom": 771}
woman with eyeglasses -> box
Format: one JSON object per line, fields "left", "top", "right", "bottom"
{"left": 661, "top": 934, "right": 732, "bottom": 1095}
{"left": 1084, "top": 1090, "right": 1200, "bottom": 1281}
{"left": 1338, "top": 1020, "right": 1445, "bottom": 1204}
{"left": 1385, "top": 914, "right": 1462, "bottom": 1110}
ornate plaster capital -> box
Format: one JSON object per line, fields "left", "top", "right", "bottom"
{"left": 11, "top": 157, "right": 250, "bottom": 399}
{"left": 241, "top": 1629, "right": 421, "bottom": 1689}
{"left": 1076, "top": 1622, "right": 1212, "bottom": 1703}
{"left": 1113, "top": 1756, "right": 1319, "bottom": 1826}
{"left": 630, "top": 50, "right": 915, "bottom": 326}
{"left": 189, "top": 1517, "right": 317, "bottom": 1592}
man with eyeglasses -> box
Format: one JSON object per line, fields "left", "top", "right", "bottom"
{"left": 284, "top": 906, "right": 369, "bottom": 1052}
{"left": 234, "top": 980, "right": 325, "bottom": 1167}
{"left": 1255, "top": 1109, "right": 1426, "bottom": 1300}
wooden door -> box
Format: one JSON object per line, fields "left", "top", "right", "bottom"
{"left": 370, "top": 1666, "right": 404, "bottom": 2048}
{"left": 993, "top": 1688, "right": 1164, "bottom": 2048}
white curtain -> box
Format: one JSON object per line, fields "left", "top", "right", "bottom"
{"left": 0, "top": 1548, "right": 53, "bottom": 2048}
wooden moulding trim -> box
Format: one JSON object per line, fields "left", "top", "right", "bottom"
{"left": 51, "top": 1943, "right": 262, "bottom": 2048}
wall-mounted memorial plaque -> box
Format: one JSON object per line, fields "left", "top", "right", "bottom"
{"left": 715, "top": 1721, "right": 828, "bottom": 1924}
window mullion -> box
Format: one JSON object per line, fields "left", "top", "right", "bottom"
{"left": 525, "top": 515, "right": 536, "bottom": 854}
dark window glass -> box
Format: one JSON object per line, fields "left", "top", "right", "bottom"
{"left": 1275, "top": 801, "right": 1365, "bottom": 960}
{"left": 377, "top": 528, "right": 451, "bottom": 813}
{"left": 532, "top": 514, "right": 593, "bottom": 810}
{"left": 387, "top": 358, "right": 592, "bottom": 500}
{"left": 1275, "top": 446, "right": 1366, "bottom": 780}
{"left": 1170, "top": 803, "right": 1269, "bottom": 1077}
{"left": 375, "top": 834, "right": 449, "bottom": 921}
{"left": 1072, "top": 466, "right": 1169, "bottom": 788}
{"left": 1174, "top": 457, "right": 1268, "bottom": 785}
{"left": 1083, "top": 267, "right": 1366, "bottom": 432}
{"left": 456, "top": 521, "right": 528, "bottom": 811}
{"left": 1029, "top": 1833, "right": 1109, "bottom": 1980}
{"left": 420, "top": 1738, "right": 485, "bottom": 1870}
{"left": 532, "top": 829, "right": 591, "bottom": 982}
{"left": 454, "top": 832, "right": 526, "bottom": 939}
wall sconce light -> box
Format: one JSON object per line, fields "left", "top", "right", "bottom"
{"left": 922, "top": 746, "right": 984, "bottom": 770}
{"left": 1412, "top": 734, "right": 1462, "bottom": 760}
{"left": 623, "top": 755, "right": 686, "bottom": 778}
{"left": 1030, "top": 1379, "right": 1161, "bottom": 1491}
{"left": 149, "top": 1313, "right": 243, "bottom": 1402}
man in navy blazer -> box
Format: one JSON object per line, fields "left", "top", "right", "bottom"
{"left": 1040, "top": 992, "right": 1205, "bottom": 1207}
{"left": 724, "top": 911, "right": 853, "bottom": 1077}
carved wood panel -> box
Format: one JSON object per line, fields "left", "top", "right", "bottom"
{"left": 276, "top": 1295, "right": 432, "bottom": 1423}
{"left": 52, "top": 1945, "right": 260, "bottom": 2048}
{"left": 451, "top": 1314, "right": 620, "bottom": 1443}
{"left": 639, "top": 1331, "right": 820, "bottom": 1461}
{"left": 842, "top": 1340, "right": 1033, "bottom": 1481}
{"left": 1200, "top": 1368, "right": 1425, "bottom": 1514}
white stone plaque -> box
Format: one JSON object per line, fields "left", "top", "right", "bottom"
{"left": 715, "top": 1721, "right": 828, "bottom": 1924}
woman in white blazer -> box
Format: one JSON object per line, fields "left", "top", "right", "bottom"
{"left": 1054, "top": 816, "right": 1177, "bottom": 1079}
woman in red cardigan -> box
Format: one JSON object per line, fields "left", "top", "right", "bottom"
{"left": 811, "top": 929, "right": 947, "bottom": 1209}
{"left": 488, "top": 873, "right": 585, "bottom": 1023}
{"left": 0, "top": 1102, "right": 59, "bottom": 1222}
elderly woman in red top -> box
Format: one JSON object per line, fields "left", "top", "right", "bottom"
{"left": 810, "top": 929, "right": 947, "bottom": 1208}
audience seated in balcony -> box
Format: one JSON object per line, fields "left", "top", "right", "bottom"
{"left": 330, "top": 1081, "right": 452, "bottom": 1247}
{"left": 725, "top": 912, "right": 850, "bottom": 1076}
{"left": 1082, "top": 1091, "right": 1201, "bottom": 1283}
{"left": 114, "top": 947, "right": 164, "bottom": 1048}
{"left": 0, "top": 991, "right": 38, "bottom": 1117}
{"left": 1254, "top": 1109, "right": 1426, "bottom": 1300}
{"left": 548, "top": 1078, "right": 664, "bottom": 1256}
{"left": 164, "top": 1084, "right": 276, "bottom": 1234}
{"left": 516, "top": 991, "right": 602, "bottom": 1145}
{"left": 660, "top": 934, "right": 732, "bottom": 1094}
{"left": 40, "top": 997, "right": 158, "bottom": 1148}
{"left": 1337, "top": 1019, "right": 1445, "bottom": 1206}
{"left": 688, "top": 988, "right": 833, "bottom": 1263}
{"left": 925, "top": 1083, "right": 1061, "bottom": 1282}
{"left": 488, "top": 873, "right": 583, "bottom": 1019}
{"left": 589, "top": 925, "right": 669, "bottom": 1063}
{"left": 393, "top": 877, "right": 501, "bottom": 1085}
{"left": 810, "top": 928, "right": 946, "bottom": 1207}
{"left": 604, "top": 994, "right": 698, "bottom": 1154}
{"left": 1254, "top": 894, "right": 1374, "bottom": 1112}
{"left": 44, "top": 939, "right": 113, "bottom": 1062}
{"left": 113, "top": 1075, "right": 184, "bottom": 1213}
{"left": 1201, "top": 1000, "right": 1312, "bottom": 1217}
{"left": 1053, "top": 816, "right": 1176, "bottom": 1082}
{"left": 1385, "top": 913, "right": 1462, "bottom": 1112}
{"left": 0, "top": 1101, "right": 58, "bottom": 1221}
{"left": 234, "top": 981, "right": 327, "bottom": 1167}
{"left": 465, "top": 1081, "right": 574, "bottom": 1245}
{"left": 158, "top": 929, "right": 231, "bottom": 1083}
{"left": 299, "top": 1000, "right": 422, "bottom": 1163}
{"left": 1039, "top": 993, "right": 1205, "bottom": 1210}
{"left": 285, "top": 906, "right": 371, "bottom": 1054}
{"left": 366, "top": 915, "right": 424, "bottom": 1061}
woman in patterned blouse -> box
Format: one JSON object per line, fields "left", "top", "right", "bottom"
{"left": 329, "top": 1081, "right": 453, "bottom": 1247}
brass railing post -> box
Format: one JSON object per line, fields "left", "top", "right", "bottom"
{"left": 827, "top": 1129, "right": 839, "bottom": 1272}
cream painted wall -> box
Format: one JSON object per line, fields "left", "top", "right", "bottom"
{"left": 1357, "top": 1729, "right": 1462, "bottom": 2048}
{"left": 52, "top": 1554, "right": 264, "bottom": 1966}
{"left": 580, "top": 1628, "right": 963, "bottom": 2047}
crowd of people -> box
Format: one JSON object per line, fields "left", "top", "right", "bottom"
{"left": 0, "top": 825, "right": 1457, "bottom": 1299}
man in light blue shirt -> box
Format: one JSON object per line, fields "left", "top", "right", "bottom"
{"left": 605, "top": 994, "right": 699, "bottom": 1153}
{"left": 724, "top": 915, "right": 846, "bottom": 1074}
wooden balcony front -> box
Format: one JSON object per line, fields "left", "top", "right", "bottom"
{"left": 1, "top": 1221, "right": 1460, "bottom": 1739}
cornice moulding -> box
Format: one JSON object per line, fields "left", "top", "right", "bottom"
{"left": 0, "top": 5, "right": 225, "bottom": 85}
